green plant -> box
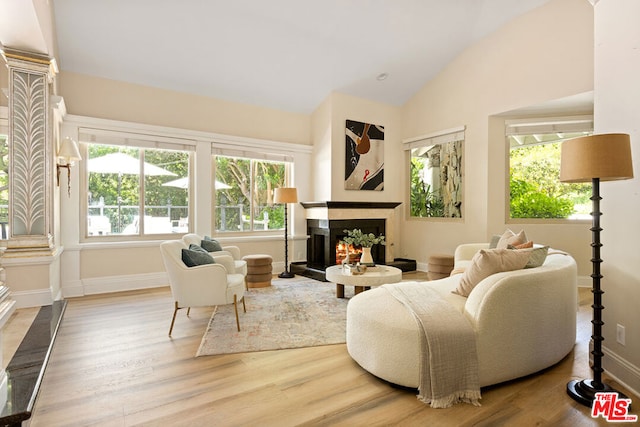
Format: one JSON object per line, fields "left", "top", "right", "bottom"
{"left": 340, "top": 228, "right": 385, "bottom": 247}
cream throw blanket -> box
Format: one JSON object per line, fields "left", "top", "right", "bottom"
{"left": 384, "top": 283, "right": 481, "bottom": 408}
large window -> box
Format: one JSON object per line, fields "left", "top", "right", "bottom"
{"left": 214, "top": 155, "right": 289, "bottom": 232}
{"left": 82, "top": 129, "right": 193, "bottom": 238}
{"left": 507, "top": 117, "right": 592, "bottom": 220}
{"left": 405, "top": 127, "right": 464, "bottom": 218}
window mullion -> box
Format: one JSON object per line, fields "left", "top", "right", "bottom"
{"left": 139, "top": 149, "right": 145, "bottom": 236}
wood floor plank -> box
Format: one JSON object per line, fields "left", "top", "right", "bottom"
{"left": 0, "top": 279, "right": 632, "bottom": 427}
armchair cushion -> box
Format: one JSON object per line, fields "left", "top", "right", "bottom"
{"left": 182, "top": 244, "right": 215, "bottom": 267}
{"left": 201, "top": 236, "right": 223, "bottom": 252}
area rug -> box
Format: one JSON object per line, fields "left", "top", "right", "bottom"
{"left": 196, "top": 276, "right": 348, "bottom": 356}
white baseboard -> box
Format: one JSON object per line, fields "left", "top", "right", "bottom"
{"left": 11, "top": 289, "right": 53, "bottom": 309}
{"left": 273, "top": 261, "right": 284, "bottom": 274}
{"left": 80, "top": 272, "right": 168, "bottom": 296}
{"left": 577, "top": 275, "right": 592, "bottom": 287}
{"left": 602, "top": 345, "right": 640, "bottom": 398}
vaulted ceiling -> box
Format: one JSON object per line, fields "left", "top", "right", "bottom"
{"left": 2, "top": 0, "right": 553, "bottom": 114}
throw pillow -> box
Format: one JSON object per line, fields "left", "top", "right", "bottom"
{"left": 496, "top": 229, "right": 528, "bottom": 249}
{"left": 182, "top": 244, "right": 215, "bottom": 267}
{"left": 512, "top": 240, "right": 534, "bottom": 249}
{"left": 453, "top": 248, "right": 531, "bottom": 297}
{"left": 489, "top": 234, "right": 501, "bottom": 249}
{"left": 523, "top": 246, "right": 549, "bottom": 268}
{"left": 201, "top": 236, "right": 223, "bottom": 252}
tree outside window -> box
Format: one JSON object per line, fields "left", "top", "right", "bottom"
{"left": 214, "top": 156, "right": 288, "bottom": 232}
{"left": 508, "top": 132, "right": 592, "bottom": 219}
{"left": 410, "top": 139, "right": 463, "bottom": 218}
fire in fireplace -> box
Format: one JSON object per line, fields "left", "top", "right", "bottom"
{"left": 335, "top": 242, "right": 363, "bottom": 265}
{"left": 306, "top": 218, "right": 385, "bottom": 270}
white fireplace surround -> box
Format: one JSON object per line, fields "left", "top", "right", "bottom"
{"left": 301, "top": 201, "right": 401, "bottom": 264}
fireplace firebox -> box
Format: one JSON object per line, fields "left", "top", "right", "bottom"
{"left": 307, "top": 218, "right": 385, "bottom": 270}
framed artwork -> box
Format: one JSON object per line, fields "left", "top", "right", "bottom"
{"left": 345, "top": 120, "right": 384, "bottom": 190}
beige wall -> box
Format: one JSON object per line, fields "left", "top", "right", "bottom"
{"left": 594, "top": 0, "right": 640, "bottom": 395}
{"left": 400, "top": 0, "right": 594, "bottom": 268}
{"left": 309, "top": 92, "right": 405, "bottom": 255}
{"left": 310, "top": 95, "right": 333, "bottom": 202}
{"left": 59, "top": 71, "right": 311, "bottom": 146}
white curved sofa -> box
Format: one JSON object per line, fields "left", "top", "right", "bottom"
{"left": 346, "top": 243, "right": 577, "bottom": 388}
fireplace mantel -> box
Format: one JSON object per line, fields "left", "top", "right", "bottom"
{"left": 301, "top": 201, "right": 401, "bottom": 222}
{"left": 300, "top": 201, "right": 401, "bottom": 210}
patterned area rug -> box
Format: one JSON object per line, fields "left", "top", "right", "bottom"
{"left": 196, "top": 276, "right": 349, "bottom": 356}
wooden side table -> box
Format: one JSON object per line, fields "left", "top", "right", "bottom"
{"left": 243, "top": 254, "right": 273, "bottom": 288}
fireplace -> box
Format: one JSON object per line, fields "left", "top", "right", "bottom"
{"left": 306, "top": 218, "right": 386, "bottom": 270}
{"left": 294, "top": 201, "right": 415, "bottom": 280}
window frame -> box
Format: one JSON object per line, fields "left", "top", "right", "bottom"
{"left": 404, "top": 126, "right": 465, "bottom": 220}
{"left": 79, "top": 128, "right": 196, "bottom": 242}
{"left": 505, "top": 115, "right": 593, "bottom": 224}
{"left": 212, "top": 153, "right": 293, "bottom": 234}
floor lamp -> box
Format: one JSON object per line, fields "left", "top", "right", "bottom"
{"left": 274, "top": 187, "right": 298, "bottom": 279}
{"left": 560, "top": 133, "right": 634, "bottom": 407}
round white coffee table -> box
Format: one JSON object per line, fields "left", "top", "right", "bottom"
{"left": 325, "top": 264, "right": 403, "bottom": 298}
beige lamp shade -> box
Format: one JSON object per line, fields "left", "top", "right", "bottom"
{"left": 274, "top": 187, "right": 298, "bottom": 203}
{"left": 560, "top": 133, "right": 633, "bottom": 183}
{"left": 57, "top": 137, "right": 82, "bottom": 164}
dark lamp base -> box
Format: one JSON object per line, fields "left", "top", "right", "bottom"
{"left": 278, "top": 271, "right": 295, "bottom": 279}
{"left": 567, "top": 379, "right": 629, "bottom": 408}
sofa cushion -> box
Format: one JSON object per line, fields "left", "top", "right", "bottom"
{"left": 201, "top": 236, "right": 223, "bottom": 252}
{"left": 453, "top": 248, "right": 530, "bottom": 297}
{"left": 182, "top": 244, "right": 215, "bottom": 267}
{"left": 496, "top": 229, "right": 528, "bottom": 249}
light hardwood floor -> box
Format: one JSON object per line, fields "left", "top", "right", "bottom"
{"left": 3, "top": 273, "right": 637, "bottom": 426}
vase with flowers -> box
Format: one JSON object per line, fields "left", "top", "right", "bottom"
{"left": 340, "top": 228, "right": 385, "bottom": 266}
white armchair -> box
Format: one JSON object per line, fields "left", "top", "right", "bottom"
{"left": 182, "top": 233, "right": 248, "bottom": 276}
{"left": 160, "top": 240, "right": 246, "bottom": 336}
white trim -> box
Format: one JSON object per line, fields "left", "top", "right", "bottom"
{"left": 79, "top": 127, "right": 197, "bottom": 151}
{"left": 602, "top": 345, "right": 640, "bottom": 398}
{"left": 402, "top": 125, "right": 466, "bottom": 150}
{"left": 11, "top": 289, "right": 53, "bottom": 309}
{"left": 505, "top": 115, "right": 593, "bottom": 136}
{"left": 65, "top": 114, "right": 312, "bottom": 154}
{"left": 81, "top": 272, "right": 168, "bottom": 296}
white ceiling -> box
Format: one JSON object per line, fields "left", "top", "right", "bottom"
{"left": 5, "top": 1, "right": 554, "bottom": 114}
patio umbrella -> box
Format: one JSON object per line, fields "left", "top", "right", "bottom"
{"left": 161, "top": 177, "right": 232, "bottom": 190}
{"left": 88, "top": 152, "right": 177, "bottom": 176}
{"left": 88, "top": 152, "right": 177, "bottom": 232}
